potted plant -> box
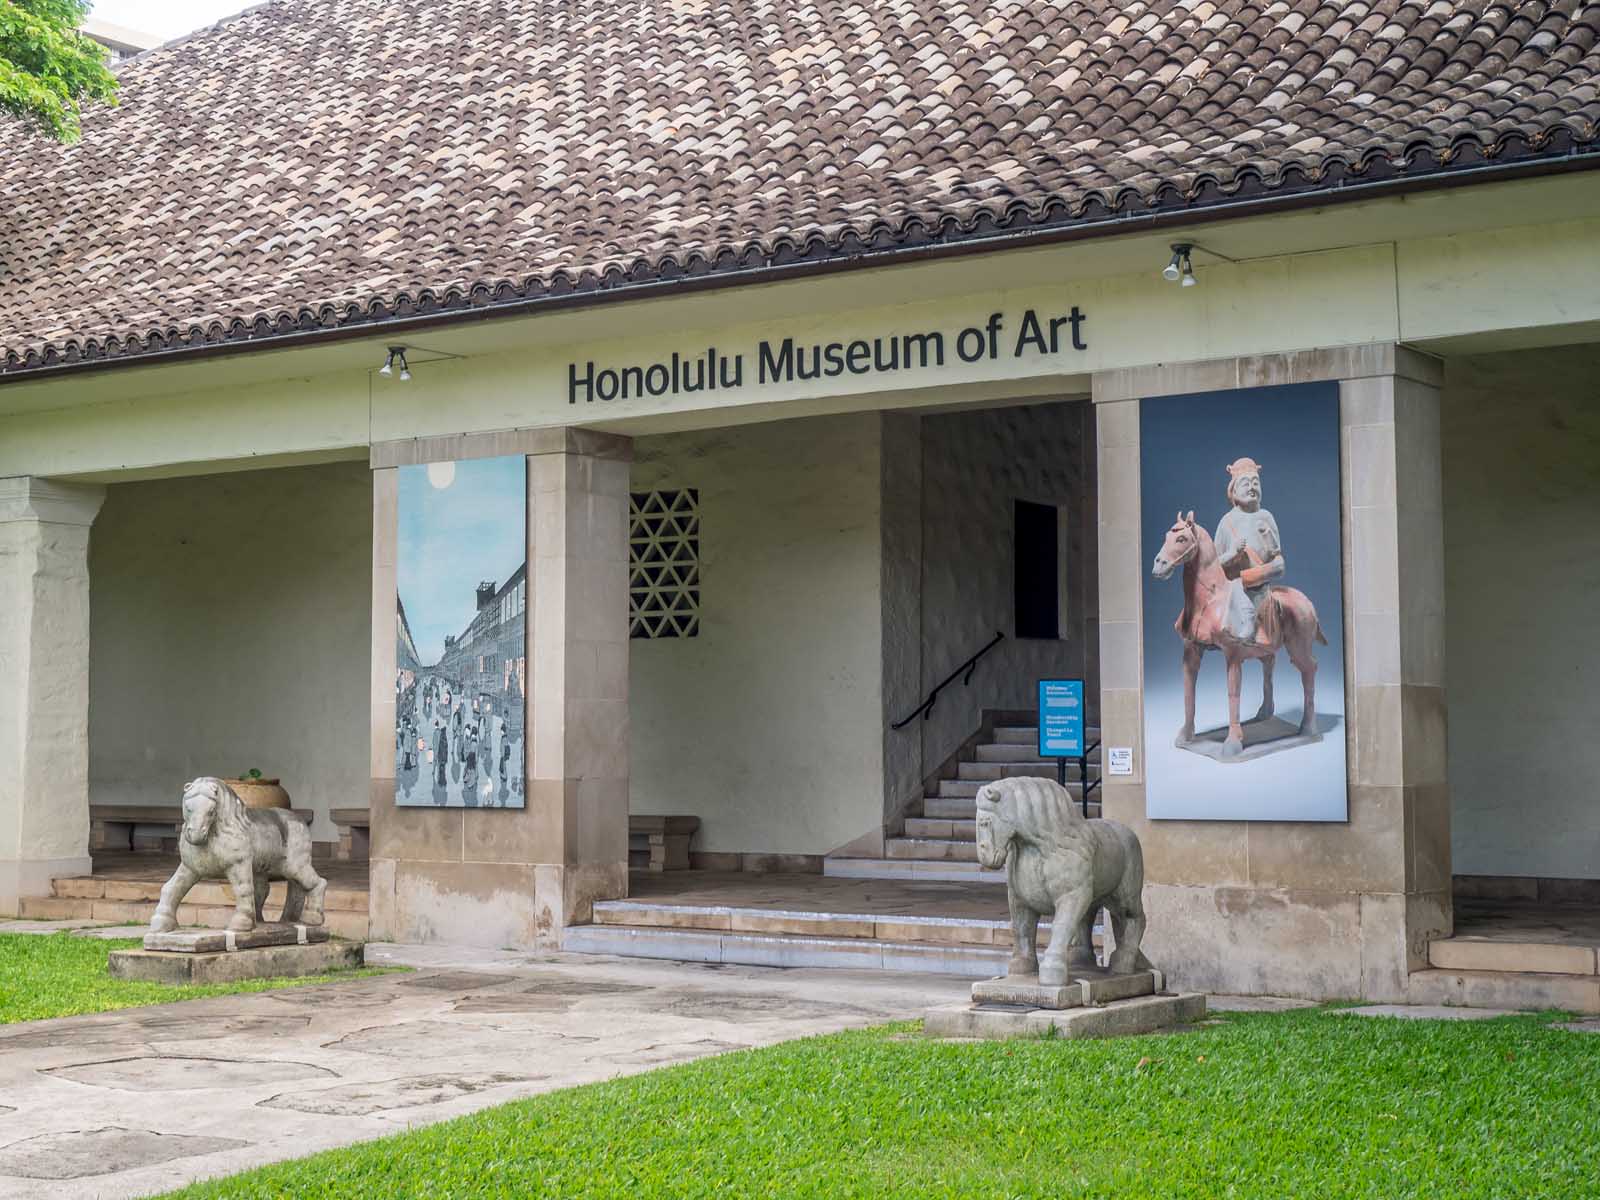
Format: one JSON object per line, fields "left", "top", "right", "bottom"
{"left": 224, "top": 767, "right": 292, "bottom": 810}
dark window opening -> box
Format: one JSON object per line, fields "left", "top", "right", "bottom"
{"left": 1014, "top": 500, "right": 1059, "bottom": 639}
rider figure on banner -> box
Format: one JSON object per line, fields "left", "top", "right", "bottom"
{"left": 1213, "top": 457, "right": 1284, "bottom": 648}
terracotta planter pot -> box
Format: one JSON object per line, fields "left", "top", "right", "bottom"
{"left": 224, "top": 777, "right": 291, "bottom": 810}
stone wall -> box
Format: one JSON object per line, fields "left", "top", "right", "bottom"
{"left": 88, "top": 461, "right": 371, "bottom": 843}
{"left": 628, "top": 413, "right": 887, "bottom": 857}
{"left": 1443, "top": 344, "right": 1600, "bottom": 880}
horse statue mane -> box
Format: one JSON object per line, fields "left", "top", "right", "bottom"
{"left": 974, "top": 775, "right": 1085, "bottom": 856}
{"left": 182, "top": 776, "right": 254, "bottom": 856}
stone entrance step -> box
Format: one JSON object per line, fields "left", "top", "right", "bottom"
{"left": 922, "top": 796, "right": 1100, "bottom": 821}
{"left": 1408, "top": 967, "right": 1600, "bottom": 1014}
{"left": 989, "top": 724, "right": 1102, "bottom": 746}
{"left": 22, "top": 873, "right": 369, "bottom": 940}
{"left": 565, "top": 923, "right": 1012, "bottom": 976}
{"left": 885, "top": 836, "right": 978, "bottom": 862}
{"left": 956, "top": 761, "right": 1091, "bottom": 783}
{"left": 590, "top": 898, "right": 1048, "bottom": 946}
{"left": 822, "top": 857, "right": 1005, "bottom": 882}
{"left": 1427, "top": 936, "right": 1598, "bottom": 976}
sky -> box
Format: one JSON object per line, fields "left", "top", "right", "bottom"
{"left": 89, "top": 0, "right": 257, "bottom": 40}
{"left": 397, "top": 456, "right": 527, "bottom": 668}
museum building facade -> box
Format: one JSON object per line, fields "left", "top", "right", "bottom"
{"left": 2, "top": 0, "right": 1598, "bottom": 1005}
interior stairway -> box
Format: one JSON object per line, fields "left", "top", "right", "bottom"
{"left": 823, "top": 719, "right": 1102, "bottom": 881}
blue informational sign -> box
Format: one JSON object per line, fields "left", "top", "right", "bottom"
{"left": 1038, "top": 679, "right": 1085, "bottom": 758}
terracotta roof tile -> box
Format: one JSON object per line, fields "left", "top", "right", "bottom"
{"left": 2, "top": 0, "right": 1597, "bottom": 376}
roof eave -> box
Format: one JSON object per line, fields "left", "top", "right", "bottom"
{"left": 5, "top": 137, "right": 1599, "bottom": 388}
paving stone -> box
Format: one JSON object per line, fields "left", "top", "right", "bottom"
{"left": 46, "top": 1055, "right": 335, "bottom": 1091}
{"left": 71, "top": 925, "right": 158, "bottom": 940}
{"left": 1337, "top": 1004, "right": 1522, "bottom": 1021}
{"left": 394, "top": 971, "right": 519, "bottom": 990}
{"left": 261, "top": 1072, "right": 538, "bottom": 1117}
{"left": 0, "top": 919, "right": 106, "bottom": 934}
{"left": 0, "top": 1127, "right": 247, "bottom": 1180}
{"left": 1555, "top": 1018, "right": 1600, "bottom": 1034}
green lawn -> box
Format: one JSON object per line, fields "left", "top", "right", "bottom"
{"left": 0, "top": 932, "right": 393, "bottom": 1023}
{"left": 158, "top": 1007, "right": 1599, "bottom": 1199}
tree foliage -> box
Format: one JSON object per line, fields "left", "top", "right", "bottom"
{"left": 1, "top": 0, "right": 118, "bottom": 142}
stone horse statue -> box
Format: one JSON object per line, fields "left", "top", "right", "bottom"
{"left": 974, "top": 776, "right": 1153, "bottom": 987}
{"left": 150, "top": 777, "right": 327, "bottom": 934}
{"left": 1151, "top": 511, "right": 1327, "bottom": 757}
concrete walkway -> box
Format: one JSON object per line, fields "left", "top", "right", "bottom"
{"left": 0, "top": 942, "right": 971, "bottom": 1199}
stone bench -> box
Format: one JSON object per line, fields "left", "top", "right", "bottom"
{"left": 90, "top": 803, "right": 313, "bottom": 854}
{"left": 324, "top": 810, "right": 698, "bottom": 870}
{"left": 629, "top": 815, "right": 700, "bottom": 872}
{"left": 330, "top": 808, "right": 371, "bottom": 862}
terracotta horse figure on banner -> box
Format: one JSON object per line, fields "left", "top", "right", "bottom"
{"left": 1151, "top": 512, "right": 1327, "bottom": 757}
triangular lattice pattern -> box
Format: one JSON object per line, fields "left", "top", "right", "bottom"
{"left": 629, "top": 489, "right": 700, "bottom": 639}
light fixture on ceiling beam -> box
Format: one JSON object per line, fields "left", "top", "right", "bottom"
{"left": 379, "top": 345, "right": 411, "bottom": 381}
{"left": 1162, "top": 243, "right": 1196, "bottom": 287}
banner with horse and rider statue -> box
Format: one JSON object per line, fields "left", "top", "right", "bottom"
{"left": 1141, "top": 382, "right": 1347, "bottom": 821}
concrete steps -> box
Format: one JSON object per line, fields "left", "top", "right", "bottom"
{"left": 922, "top": 797, "right": 1100, "bottom": 821}
{"left": 1412, "top": 934, "right": 1600, "bottom": 1012}
{"left": 1428, "top": 936, "right": 1598, "bottom": 976}
{"left": 885, "top": 836, "right": 978, "bottom": 862}
{"left": 825, "top": 716, "right": 1100, "bottom": 881}
{"left": 568, "top": 898, "right": 1093, "bottom": 978}
{"left": 1408, "top": 967, "right": 1600, "bottom": 1014}
{"left": 822, "top": 857, "right": 1005, "bottom": 882}
{"left": 23, "top": 874, "right": 370, "bottom": 940}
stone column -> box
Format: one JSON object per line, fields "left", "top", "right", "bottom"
{"left": 368, "top": 429, "right": 631, "bottom": 948}
{"left": 1092, "top": 346, "right": 1448, "bottom": 1002}
{"left": 0, "top": 477, "right": 105, "bottom": 915}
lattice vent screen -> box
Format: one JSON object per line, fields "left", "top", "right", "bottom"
{"left": 628, "top": 489, "right": 700, "bottom": 638}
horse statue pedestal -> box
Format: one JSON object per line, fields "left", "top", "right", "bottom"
{"left": 110, "top": 922, "right": 363, "bottom": 985}
{"left": 922, "top": 776, "right": 1206, "bottom": 1040}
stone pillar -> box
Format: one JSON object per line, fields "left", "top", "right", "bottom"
{"left": 368, "top": 429, "right": 631, "bottom": 948}
{"left": 0, "top": 478, "right": 105, "bottom": 915}
{"left": 1092, "top": 346, "right": 1448, "bottom": 1001}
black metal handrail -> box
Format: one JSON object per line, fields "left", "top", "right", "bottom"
{"left": 890, "top": 631, "right": 1005, "bottom": 730}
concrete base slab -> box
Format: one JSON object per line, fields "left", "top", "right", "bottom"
{"left": 109, "top": 940, "right": 362, "bottom": 984}
{"left": 924, "top": 992, "right": 1206, "bottom": 1039}
{"left": 1176, "top": 713, "right": 1340, "bottom": 763}
{"left": 144, "top": 923, "right": 329, "bottom": 953}
{"left": 0, "top": 918, "right": 108, "bottom": 933}
{"left": 1336, "top": 1004, "right": 1521, "bottom": 1021}
{"left": 971, "top": 968, "right": 1161, "bottom": 1010}
{"left": 1207, "top": 994, "right": 1321, "bottom": 1012}
{"left": 1556, "top": 1018, "right": 1600, "bottom": 1034}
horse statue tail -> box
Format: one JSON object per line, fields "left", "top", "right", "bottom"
{"left": 1314, "top": 619, "right": 1328, "bottom": 646}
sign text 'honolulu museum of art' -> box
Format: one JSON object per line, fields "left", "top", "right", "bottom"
{"left": 567, "top": 307, "right": 1090, "bottom": 405}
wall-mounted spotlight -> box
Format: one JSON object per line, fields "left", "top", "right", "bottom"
{"left": 378, "top": 346, "right": 411, "bottom": 381}
{"left": 1162, "top": 243, "right": 1197, "bottom": 287}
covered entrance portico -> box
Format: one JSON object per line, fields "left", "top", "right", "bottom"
{"left": 5, "top": 150, "right": 1600, "bottom": 1010}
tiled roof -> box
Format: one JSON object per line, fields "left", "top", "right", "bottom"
{"left": 3, "top": 0, "right": 1597, "bottom": 377}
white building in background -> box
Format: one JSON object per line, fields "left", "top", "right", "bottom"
{"left": 4, "top": 0, "right": 1600, "bottom": 1010}
{"left": 81, "top": 17, "right": 162, "bottom": 63}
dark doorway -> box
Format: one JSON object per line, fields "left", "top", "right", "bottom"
{"left": 1014, "top": 499, "right": 1059, "bottom": 639}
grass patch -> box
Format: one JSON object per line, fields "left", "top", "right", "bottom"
{"left": 0, "top": 932, "right": 394, "bottom": 1023}
{"left": 158, "top": 1007, "right": 1600, "bottom": 1199}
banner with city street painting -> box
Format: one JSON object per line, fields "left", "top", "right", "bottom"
{"left": 1140, "top": 382, "right": 1347, "bottom": 821}
{"left": 395, "top": 455, "right": 526, "bottom": 808}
